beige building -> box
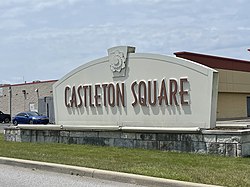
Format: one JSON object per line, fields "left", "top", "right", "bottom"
{"left": 0, "top": 80, "right": 57, "bottom": 119}
{"left": 175, "top": 52, "right": 250, "bottom": 120}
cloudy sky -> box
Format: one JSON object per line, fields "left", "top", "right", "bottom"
{"left": 0, "top": 0, "right": 250, "bottom": 84}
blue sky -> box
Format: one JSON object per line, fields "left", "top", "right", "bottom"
{"left": 0, "top": 0, "right": 250, "bottom": 84}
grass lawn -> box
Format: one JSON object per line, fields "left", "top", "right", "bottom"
{"left": 0, "top": 133, "right": 249, "bottom": 187}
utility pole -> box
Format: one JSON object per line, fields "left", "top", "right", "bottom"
{"left": 9, "top": 86, "right": 12, "bottom": 118}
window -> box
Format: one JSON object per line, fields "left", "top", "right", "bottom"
{"left": 17, "top": 113, "right": 26, "bottom": 117}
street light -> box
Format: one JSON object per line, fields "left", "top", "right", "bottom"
{"left": 8, "top": 87, "right": 12, "bottom": 118}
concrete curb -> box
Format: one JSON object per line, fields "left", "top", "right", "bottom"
{"left": 0, "top": 157, "right": 222, "bottom": 187}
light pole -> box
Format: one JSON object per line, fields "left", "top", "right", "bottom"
{"left": 9, "top": 86, "right": 12, "bottom": 118}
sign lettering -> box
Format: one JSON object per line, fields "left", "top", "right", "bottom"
{"left": 64, "top": 78, "right": 189, "bottom": 108}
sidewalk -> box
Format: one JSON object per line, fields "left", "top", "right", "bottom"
{"left": 0, "top": 157, "right": 222, "bottom": 187}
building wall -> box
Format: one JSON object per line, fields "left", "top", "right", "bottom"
{"left": 0, "top": 86, "right": 10, "bottom": 114}
{"left": 217, "top": 92, "right": 249, "bottom": 119}
{"left": 218, "top": 69, "right": 250, "bottom": 93}
{"left": 217, "top": 69, "right": 250, "bottom": 119}
{"left": 0, "top": 81, "right": 56, "bottom": 117}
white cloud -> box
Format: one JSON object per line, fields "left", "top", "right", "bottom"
{"left": 0, "top": 0, "right": 84, "bottom": 19}
{"left": 0, "top": 19, "right": 26, "bottom": 30}
{"left": 1, "top": 77, "right": 24, "bottom": 85}
{"left": 0, "top": 0, "right": 250, "bottom": 84}
{"left": 1, "top": 7, "right": 25, "bottom": 18}
{"left": 106, "top": 0, "right": 164, "bottom": 4}
{"left": 31, "top": 0, "right": 83, "bottom": 11}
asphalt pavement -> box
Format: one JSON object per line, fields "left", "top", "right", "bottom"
{"left": 0, "top": 157, "right": 222, "bottom": 187}
{"left": 0, "top": 164, "right": 144, "bottom": 187}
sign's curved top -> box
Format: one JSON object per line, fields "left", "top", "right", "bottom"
{"left": 54, "top": 47, "right": 216, "bottom": 89}
{"left": 53, "top": 46, "right": 218, "bottom": 130}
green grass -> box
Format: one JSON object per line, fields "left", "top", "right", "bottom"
{"left": 0, "top": 133, "right": 249, "bottom": 187}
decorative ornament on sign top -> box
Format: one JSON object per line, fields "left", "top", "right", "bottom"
{"left": 108, "top": 46, "right": 135, "bottom": 78}
{"left": 110, "top": 50, "right": 126, "bottom": 72}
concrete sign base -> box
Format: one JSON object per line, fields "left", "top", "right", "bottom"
{"left": 4, "top": 127, "right": 250, "bottom": 157}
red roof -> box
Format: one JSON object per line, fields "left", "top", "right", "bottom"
{"left": 0, "top": 80, "right": 58, "bottom": 88}
{"left": 174, "top": 51, "right": 250, "bottom": 72}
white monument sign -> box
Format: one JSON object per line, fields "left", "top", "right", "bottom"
{"left": 53, "top": 46, "right": 218, "bottom": 130}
